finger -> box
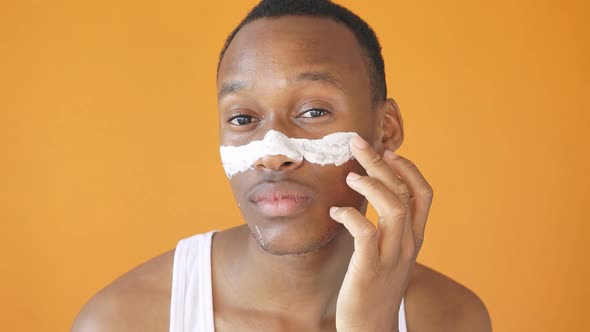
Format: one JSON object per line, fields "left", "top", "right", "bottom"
{"left": 345, "top": 172, "right": 407, "bottom": 256}
{"left": 329, "top": 206, "right": 379, "bottom": 267}
{"left": 383, "top": 151, "right": 434, "bottom": 251}
{"left": 349, "top": 136, "right": 411, "bottom": 206}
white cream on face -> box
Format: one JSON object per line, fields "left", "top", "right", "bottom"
{"left": 219, "top": 130, "right": 360, "bottom": 178}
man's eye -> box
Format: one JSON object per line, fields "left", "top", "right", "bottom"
{"left": 300, "top": 108, "right": 329, "bottom": 118}
{"left": 228, "top": 115, "right": 255, "bottom": 126}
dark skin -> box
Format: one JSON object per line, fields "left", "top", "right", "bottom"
{"left": 72, "top": 16, "right": 492, "bottom": 332}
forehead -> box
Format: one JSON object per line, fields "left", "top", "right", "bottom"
{"left": 217, "top": 16, "right": 369, "bottom": 91}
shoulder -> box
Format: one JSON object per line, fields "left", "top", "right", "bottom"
{"left": 405, "top": 263, "right": 492, "bottom": 332}
{"left": 71, "top": 249, "right": 175, "bottom": 332}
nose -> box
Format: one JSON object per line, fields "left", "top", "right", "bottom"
{"left": 254, "top": 153, "right": 303, "bottom": 172}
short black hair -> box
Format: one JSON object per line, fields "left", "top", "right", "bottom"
{"left": 217, "top": 0, "right": 387, "bottom": 106}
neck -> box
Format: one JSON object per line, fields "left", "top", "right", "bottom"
{"left": 219, "top": 225, "right": 354, "bottom": 324}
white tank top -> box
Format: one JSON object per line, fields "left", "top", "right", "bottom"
{"left": 170, "top": 230, "right": 408, "bottom": 332}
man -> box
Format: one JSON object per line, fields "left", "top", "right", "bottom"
{"left": 73, "top": 0, "right": 492, "bottom": 331}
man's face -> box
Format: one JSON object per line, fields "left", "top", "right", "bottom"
{"left": 217, "top": 16, "right": 382, "bottom": 255}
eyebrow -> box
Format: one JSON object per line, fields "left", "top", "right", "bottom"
{"left": 217, "top": 70, "right": 346, "bottom": 101}
{"left": 218, "top": 81, "right": 250, "bottom": 101}
{"left": 291, "top": 70, "right": 344, "bottom": 90}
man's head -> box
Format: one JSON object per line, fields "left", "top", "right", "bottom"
{"left": 216, "top": 0, "right": 404, "bottom": 256}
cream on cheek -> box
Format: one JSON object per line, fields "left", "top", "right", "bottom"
{"left": 219, "top": 130, "right": 359, "bottom": 178}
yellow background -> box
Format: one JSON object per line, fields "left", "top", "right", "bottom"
{"left": 1, "top": 0, "right": 588, "bottom": 331}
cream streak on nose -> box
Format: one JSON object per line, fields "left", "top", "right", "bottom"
{"left": 219, "top": 130, "right": 359, "bottom": 178}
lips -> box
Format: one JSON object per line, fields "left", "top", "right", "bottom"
{"left": 247, "top": 181, "right": 315, "bottom": 217}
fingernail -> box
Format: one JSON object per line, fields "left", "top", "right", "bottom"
{"left": 347, "top": 172, "right": 361, "bottom": 181}
{"left": 385, "top": 150, "right": 399, "bottom": 160}
{"left": 329, "top": 207, "right": 340, "bottom": 215}
{"left": 351, "top": 136, "right": 369, "bottom": 149}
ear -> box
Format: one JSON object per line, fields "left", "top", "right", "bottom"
{"left": 373, "top": 98, "right": 404, "bottom": 153}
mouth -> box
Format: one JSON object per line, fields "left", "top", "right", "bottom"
{"left": 247, "top": 181, "right": 314, "bottom": 217}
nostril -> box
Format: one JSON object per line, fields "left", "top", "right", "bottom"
{"left": 282, "top": 161, "right": 294, "bottom": 167}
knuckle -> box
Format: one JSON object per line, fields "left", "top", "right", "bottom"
{"left": 397, "top": 182, "right": 411, "bottom": 201}
{"left": 360, "top": 222, "right": 378, "bottom": 239}
{"left": 386, "top": 205, "right": 407, "bottom": 220}
{"left": 421, "top": 186, "right": 434, "bottom": 201}
{"left": 399, "top": 182, "right": 410, "bottom": 192}
{"left": 403, "top": 159, "right": 416, "bottom": 170}
{"left": 399, "top": 192, "right": 411, "bottom": 204}
{"left": 364, "top": 177, "right": 382, "bottom": 191}
{"left": 339, "top": 207, "right": 357, "bottom": 219}
{"left": 369, "top": 151, "right": 387, "bottom": 167}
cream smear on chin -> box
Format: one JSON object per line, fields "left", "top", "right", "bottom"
{"left": 219, "top": 130, "right": 360, "bottom": 178}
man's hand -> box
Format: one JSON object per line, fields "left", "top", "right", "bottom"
{"left": 331, "top": 135, "right": 434, "bottom": 332}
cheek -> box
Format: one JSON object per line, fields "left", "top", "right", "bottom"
{"left": 316, "top": 161, "right": 366, "bottom": 209}
{"left": 227, "top": 174, "right": 251, "bottom": 205}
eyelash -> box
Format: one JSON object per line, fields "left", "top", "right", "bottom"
{"left": 300, "top": 108, "right": 330, "bottom": 118}
{"left": 227, "top": 108, "right": 330, "bottom": 126}
{"left": 227, "top": 114, "right": 256, "bottom": 126}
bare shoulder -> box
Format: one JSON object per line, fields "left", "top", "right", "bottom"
{"left": 405, "top": 262, "right": 492, "bottom": 332}
{"left": 71, "top": 249, "right": 175, "bottom": 332}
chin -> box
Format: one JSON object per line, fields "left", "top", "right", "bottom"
{"left": 248, "top": 218, "right": 343, "bottom": 256}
